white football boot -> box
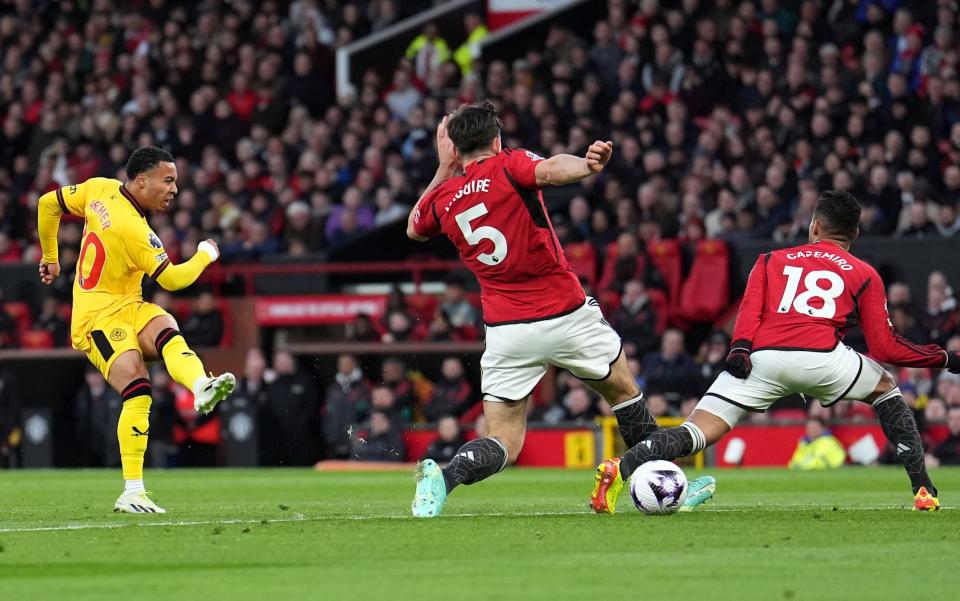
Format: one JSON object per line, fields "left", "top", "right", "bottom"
{"left": 193, "top": 372, "right": 236, "bottom": 414}
{"left": 114, "top": 490, "right": 166, "bottom": 514}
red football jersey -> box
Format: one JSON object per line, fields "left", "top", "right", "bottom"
{"left": 733, "top": 240, "right": 947, "bottom": 367}
{"left": 412, "top": 148, "right": 585, "bottom": 325}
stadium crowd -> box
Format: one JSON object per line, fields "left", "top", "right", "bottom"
{"left": 5, "top": 0, "right": 960, "bottom": 466}
{"left": 2, "top": 1, "right": 960, "bottom": 267}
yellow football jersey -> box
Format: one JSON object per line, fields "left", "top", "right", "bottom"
{"left": 52, "top": 178, "right": 172, "bottom": 351}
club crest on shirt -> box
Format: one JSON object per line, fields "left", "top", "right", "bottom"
{"left": 110, "top": 328, "right": 126, "bottom": 342}
{"left": 148, "top": 231, "right": 162, "bottom": 249}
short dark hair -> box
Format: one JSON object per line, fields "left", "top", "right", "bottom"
{"left": 813, "top": 189, "right": 861, "bottom": 240}
{"left": 126, "top": 146, "right": 174, "bottom": 179}
{"left": 447, "top": 100, "right": 503, "bottom": 156}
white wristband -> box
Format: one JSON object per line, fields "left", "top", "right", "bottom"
{"left": 197, "top": 240, "right": 219, "bottom": 261}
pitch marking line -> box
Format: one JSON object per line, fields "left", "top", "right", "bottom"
{"left": 0, "top": 506, "right": 942, "bottom": 533}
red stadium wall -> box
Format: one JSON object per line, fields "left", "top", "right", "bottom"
{"left": 713, "top": 424, "right": 886, "bottom": 467}
{"left": 404, "top": 427, "right": 595, "bottom": 467}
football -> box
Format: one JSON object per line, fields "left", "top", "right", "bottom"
{"left": 629, "top": 460, "right": 689, "bottom": 514}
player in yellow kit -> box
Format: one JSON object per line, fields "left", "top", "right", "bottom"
{"left": 37, "top": 146, "right": 236, "bottom": 513}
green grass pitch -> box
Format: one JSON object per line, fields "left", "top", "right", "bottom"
{"left": 1, "top": 467, "right": 958, "bottom": 600}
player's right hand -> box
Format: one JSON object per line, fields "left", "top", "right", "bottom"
{"left": 946, "top": 350, "right": 960, "bottom": 374}
{"left": 586, "top": 140, "right": 613, "bottom": 173}
{"left": 436, "top": 115, "right": 460, "bottom": 172}
{"left": 198, "top": 239, "right": 220, "bottom": 261}
{"left": 38, "top": 261, "right": 60, "bottom": 285}
{"left": 723, "top": 341, "right": 753, "bottom": 379}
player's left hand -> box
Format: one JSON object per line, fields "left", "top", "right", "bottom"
{"left": 723, "top": 341, "right": 753, "bottom": 379}
{"left": 946, "top": 350, "right": 960, "bottom": 374}
{"left": 39, "top": 261, "right": 60, "bottom": 285}
{"left": 586, "top": 140, "right": 613, "bottom": 173}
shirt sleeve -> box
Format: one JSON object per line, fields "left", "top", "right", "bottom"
{"left": 411, "top": 189, "right": 442, "bottom": 239}
{"left": 126, "top": 223, "right": 173, "bottom": 279}
{"left": 732, "top": 253, "right": 769, "bottom": 348}
{"left": 56, "top": 180, "right": 94, "bottom": 216}
{"left": 503, "top": 148, "right": 544, "bottom": 189}
{"left": 37, "top": 179, "right": 95, "bottom": 263}
{"left": 857, "top": 269, "right": 948, "bottom": 368}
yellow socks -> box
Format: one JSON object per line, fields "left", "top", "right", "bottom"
{"left": 118, "top": 378, "right": 152, "bottom": 481}
{"left": 154, "top": 327, "right": 205, "bottom": 391}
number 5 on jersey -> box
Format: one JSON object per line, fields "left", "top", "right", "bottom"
{"left": 455, "top": 203, "right": 508, "bottom": 266}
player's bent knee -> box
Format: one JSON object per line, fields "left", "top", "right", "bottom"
{"left": 688, "top": 409, "right": 731, "bottom": 447}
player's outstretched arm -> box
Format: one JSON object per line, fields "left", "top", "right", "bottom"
{"left": 154, "top": 240, "right": 220, "bottom": 291}
{"left": 407, "top": 115, "right": 460, "bottom": 241}
{"left": 534, "top": 140, "right": 613, "bottom": 187}
{"left": 858, "top": 273, "right": 951, "bottom": 368}
{"left": 37, "top": 189, "right": 66, "bottom": 285}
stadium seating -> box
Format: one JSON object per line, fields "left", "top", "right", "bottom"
{"left": 678, "top": 240, "right": 731, "bottom": 322}
{"left": 20, "top": 329, "right": 54, "bottom": 350}
{"left": 646, "top": 240, "right": 682, "bottom": 305}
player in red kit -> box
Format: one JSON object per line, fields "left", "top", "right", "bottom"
{"left": 591, "top": 190, "right": 960, "bottom": 512}
{"left": 407, "top": 101, "right": 714, "bottom": 516}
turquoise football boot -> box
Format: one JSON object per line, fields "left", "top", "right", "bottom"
{"left": 412, "top": 459, "right": 448, "bottom": 518}
{"left": 679, "top": 475, "right": 717, "bottom": 511}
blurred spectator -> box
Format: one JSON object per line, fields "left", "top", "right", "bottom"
{"left": 232, "top": 348, "right": 272, "bottom": 463}
{"left": 284, "top": 201, "right": 325, "bottom": 252}
{"left": 405, "top": 23, "right": 450, "bottom": 82}
{"left": 613, "top": 279, "right": 658, "bottom": 356}
{"left": 385, "top": 69, "right": 423, "bottom": 119}
{"left": 439, "top": 275, "right": 479, "bottom": 332}
{"left": 345, "top": 313, "right": 380, "bottom": 342}
{"left": 422, "top": 415, "right": 467, "bottom": 463}
{"left": 929, "top": 406, "right": 960, "bottom": 466}
{"left": 0, "top": 232, "right": 20, "bottom": 262}
{"left": 172, "top": 380, "right": 221, "bottom": 467}
{"left": 423, "top": 356, "right": 474, "bottom": 421}
{"left": 382, "top": 309, "right": 416, "bottom": 342}
{"left": 370, "top": 384, "right": 405, "bottom": 424}
{"left": 352, "top": 410, "right": 404, "bottom": 462}
{"left": 427, "top": 309, "right": 456, "bottom": 341}
{"left": 646, "top": 393, "right": 671, "bottom": 419}
{"left": 543, "top": 387, "right": 600, "bottom": 425}
{"left": 73, "top": 367, "right": 122, "bottom": 468}
{"left": 454, "top": 12, "right": 488, "bottom": 76}
{"left": 642, "top": 329, "right": 698, "bottom": 381}
{"left": 373, "top": 188, "right": 410, "bottom": 227}
{"left": 0, "top": 368, "right": 21, "bottom": 467}
{"left": 181, "top": 291, "right": 225, "bottom": 347}
{"left": 698, "top": 332, "right": 730, "bottom": 381}
{"left": 261, "top": 350, "right": 320, "bottom": 465}
{"left": 380, "top": 356, "right": 416, "bottom": 413}
{"left": 34, "top": 296, "right": 68, "bottom": 347}
{"left": 922, "top": 272, "right": 958, "bottom": 345}
{"left": 146, "top": 366, "right": 179, "bottom": 469}
{"left": 322, "top": 354, "right": 371, "bottom": 458}
{"left": 788, "top": 417, "right": 847, "bottom": 470}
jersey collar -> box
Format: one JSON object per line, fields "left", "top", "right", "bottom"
{"left": 464, "top": 153, "right": 495, "bottom": 176}
{"left": 119, "top": 184, "right": 146, "bottom": 218}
